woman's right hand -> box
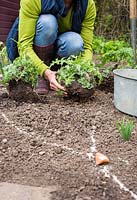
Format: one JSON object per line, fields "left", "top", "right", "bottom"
{"left": 44, "top": 69, "right": 65, "bottom": 91}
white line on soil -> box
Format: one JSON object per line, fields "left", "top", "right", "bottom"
{"left": 1, "top": 112, "right": 85, "bottom": 157}
{"left": 99, "top": 166, "right": 137, "bottom": 199}
{"left": 88, "top": 127, "right": 137, "bottom": 200}
{"left": 99, "top": 165, "right": 111, "bottom": 178}
{"left": 2, "top": 113, "right": 32, "bottom": 136}
{"left": 1, "top": 113, "right": 137, "bottom": 200}
{"left": 112, "top": 175, "right": 137, "bottom": 200}
{"left": 87, "top": 129, "right": 97, "bottom": 160}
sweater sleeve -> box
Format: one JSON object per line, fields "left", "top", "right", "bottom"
{"left": 80, "top": 0, "right": 96, "bottom": 62}
{"left": 19, "top": 0, "right": 49, "bottom": 76}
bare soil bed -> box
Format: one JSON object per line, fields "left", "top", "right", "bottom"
{"left": 0, "top": 83, "right": 137, "bottom": 200}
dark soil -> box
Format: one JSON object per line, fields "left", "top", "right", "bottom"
{"left": 98, "top": 73, "right": 114, "bottom": 93}
{"left": 0, "top": 81, "right": 137, "bottom": 200}
{"left": 7, "top": 80, "right": 40, "bottom": 102}
{"left": 8, "top": 79, "right": 95, "bottom": 103}
{"left": 66, "top": 81, "right": 94, "bottom": 101}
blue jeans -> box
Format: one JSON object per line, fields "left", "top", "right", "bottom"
{"left": 34, "top": 14, "right": 84, "bottom": 58}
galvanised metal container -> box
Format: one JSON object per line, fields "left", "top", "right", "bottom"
{"left": 113, "top": 69, "right": 137, "bottom": 116}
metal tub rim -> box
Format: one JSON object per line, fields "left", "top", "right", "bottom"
{"left": 113, "top": 69, "right": 137, "bottom": 81}
{"left": 113, "top": 68, "right": 137, "bottom": 116}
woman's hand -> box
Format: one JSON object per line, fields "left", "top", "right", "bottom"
{"left": 44, "top": 69, "right": 65, "bottom": 91}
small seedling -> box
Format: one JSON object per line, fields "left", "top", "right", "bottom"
{"left": 116, "top": 117, "right": 134, "bottom": 141}
{"left": 57, "top": 89, "right": 64, "bottom": 96}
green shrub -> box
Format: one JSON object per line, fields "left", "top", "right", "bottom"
{"left": 92, "top": 35, "right": 134, "bottom": 66}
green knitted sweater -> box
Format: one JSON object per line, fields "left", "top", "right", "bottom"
{"left": 19, "top": 0, "right": 96, "bottom": 76}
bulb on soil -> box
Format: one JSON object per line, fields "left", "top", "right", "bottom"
{"left": 95, "top": 152, "right": 109, "bottom": 165}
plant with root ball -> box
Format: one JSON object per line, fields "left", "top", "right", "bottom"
{"left": 50, "top": 56, "right": 102, "bottom": 90}
{"left": 0, "top": 42, "right": 39, "bottom": 88}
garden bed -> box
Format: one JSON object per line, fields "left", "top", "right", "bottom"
{"left": 0, "top": 82, "right": 137, "bottom": 200}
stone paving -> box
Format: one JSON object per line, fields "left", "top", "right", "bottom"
{"left": 0, "top": 182, "right": 58, "bottom": 200}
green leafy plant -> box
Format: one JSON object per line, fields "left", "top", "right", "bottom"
{"left": 50, "top": 56, "right": 102, "bottom": 89}
{"left": 92, "top": 35, "right": 135, "bottom": 67}
{"left": 116, "top": 117, "right": 134, "bottom": 141}
{"left": 0, "top": 42, "right": 39, "bottom": 88}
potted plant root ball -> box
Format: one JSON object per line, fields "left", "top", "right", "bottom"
{"left": 50, "top": 56, "right": 102, "bottom": 100}
{"left": 0, "top": 46, "right": 39, "bottom": 102}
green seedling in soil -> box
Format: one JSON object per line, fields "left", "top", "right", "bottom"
{"left": 50, "top": 56, "right": 102, "bottom": 89}
{"left": 0, "top": 42, "right": 39, "bottom": 88}
{"left": 57, "top": 89, "right": 64, "bottom": 96}
{"left": 116, "top": 117, "right": 134, "bottom": 141}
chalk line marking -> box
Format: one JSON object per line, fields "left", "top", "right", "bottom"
{"left": 99, "top": 166, "right": 137, "bottom": 200}
{"left": 87, "top": 127, "right": 137, "bottom": 200}
{"left": 1, "top": 112, "right": 85, "bottom": 157}
{"left": 87, "top": 129, "right": 97, "bottom": 160}
{"left": 1, "top": 112, "right": 137, "bottom": 200}
{"left": 2, "top": 113, "right": 30, "bottom": 136}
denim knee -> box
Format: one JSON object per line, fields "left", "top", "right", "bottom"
{"left": 56, "top": 32, "right": 84, "bottom": 57}
{"left": 34, "top": 14, "right": 58, "bottom": 46}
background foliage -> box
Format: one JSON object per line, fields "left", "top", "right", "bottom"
{"left": 94, "top": 0, "right": 135, "bottom": 39}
